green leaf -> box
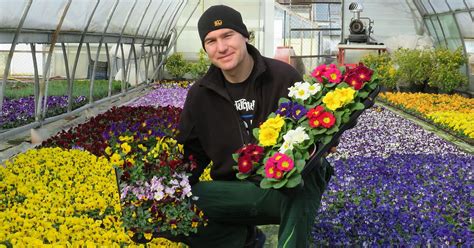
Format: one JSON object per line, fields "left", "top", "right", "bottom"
{"left": 278, "top": 97, "right": 290, "bottom": 105}
{"left": 326, "top": 126, "right": 339, "bottom": 135}
{"left": 336, "top": 82, "right": 350, "bottom": 88}
{"left": 285, "top": 167, "right": 297, "bottom": 178}
{"left": 236, "top": 173, "right": 249, "bottom": 180}
{"left": 322, "top": 135, "right": 332, "bottom": 144}
{"left": 296, "top": 159, "right": 305, "bottom": 173}
{"left": 273, "top": 178, "right": 288, "bottom": 189}
{"left": 342, "top": 112, "right": 351, "bottom": 123}
{"left": 260, "top": 178, "right": 274, "bottom": 189}
{"left": 232, "top": 153, "right": 239, "bottom": 162}
{"left": 312, "top": 128, "right": 327, "bottom": 135}
{"left": 358, "top": 91, "right": 369, "bottom": 99}
{"left": 286, "top": 174, "right": 302, "bottom": 188}
{"left": 253, "top": 128, "right": 260, "bottom": 140}
{"left": 352, "top": 102, "right": 365, "bottom": 111}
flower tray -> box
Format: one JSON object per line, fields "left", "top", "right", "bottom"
{"left": 301, "top": 85, "right": 381, "bottom": 177}
{"left": 247, "top": 85, "right": 381, "bottom": 193}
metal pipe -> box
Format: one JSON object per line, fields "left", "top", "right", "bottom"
{"left": 108, "top": 0, "right": 138, "bottom": 95}
{"left": 105, "top": 43, "right": 112, "bottom": 97}
{"left": 39, "top": 0, "right": 72, "bottom": 121}
{"left": 136, "top": 1, "right": 164, "bottom": 84}
{"left": 0, "top": 0, "right": 32, "bottom": 122}
{"left": 125, "top": 0, "right": 152, "bottom": 88}
{"left": 145, "top": 0, "right": 174, "bottom": 80}
{"left": 150, "top": 0, "right": 200, "bottom": 80}
{"left": 89, "top": 0, "right": 120, "bottom": 104}
{"left": 30, "top": 44, "right": 40, "bottom": 116}
{"left": 427, "top": 0, "right": 449, "bottom": 48}
{"left": 154, "top": 0, "right": 186, "bottom": 80}
{"left": 67, "top": 0, "right": 101, "bottom": 112}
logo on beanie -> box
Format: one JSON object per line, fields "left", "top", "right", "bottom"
{"left": 214, "top": 20, "right": 223, "bottom": 27}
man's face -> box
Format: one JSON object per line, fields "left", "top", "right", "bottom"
{"left": 203, "top": 28, "right": 248, "bottom": 72}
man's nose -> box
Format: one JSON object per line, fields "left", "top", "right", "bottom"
{"left": 216, "top": 39, "right": 227, "bottom": 53}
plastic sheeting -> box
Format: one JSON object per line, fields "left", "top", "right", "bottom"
{"left": 0, "top": 0, "right": 182, "bottom": 39}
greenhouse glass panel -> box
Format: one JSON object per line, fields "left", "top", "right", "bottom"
{"left": 455, "top": 13, "right": 474, "bottom": 38}
{"left": 430, "top": 16, "right": 447, "bottom": 47}
{"left": 446, "top": 0, "right": 468, "bottom": 10}
{"left": 425, "top": 17, "right": 441, "bottom": 46}
{"left": 467, "top": 0, "right": 474, "bottom": 8}
{"left": 429, "top": 0, "right": 449, "bottom": 13}
{"left": 420, "top": 0, "right": 435, "bottom": 14}
{"left": 438, "top": 15, "right": 463, "bottom": 51}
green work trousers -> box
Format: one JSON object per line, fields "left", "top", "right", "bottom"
{"left": 185, "top": 158, "right": 333, "bottom": 248}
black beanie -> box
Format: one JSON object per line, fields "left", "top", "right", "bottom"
{"left": 198, "top": 5, "right": 249, "bottom": 48}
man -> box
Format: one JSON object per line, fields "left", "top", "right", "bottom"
{"left": 177, "top": 5, "right": 333, "bottom": 247}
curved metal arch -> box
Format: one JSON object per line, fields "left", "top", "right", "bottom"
{"left": 40, "top": 0, "right": 73, "bottom": 121}
{"left": 67, "top": 0, "right": 101, "bottom": 112}
{"left": 150, "top": 0, "right": 200, "bottom": 81}
{"left": 124, "top": 0, "right": 153, "bottom": 88}
{"left": 107, "top": 0, "right": 139, "bottom": 95}
{"left": 89, "top": 0, "right": 120, "bottom": 103}
{"left": 0, "top": 0, "right": 32, "bottom": 122}
{"left": 427, "top": 0, "right": 449, "bottom": 47}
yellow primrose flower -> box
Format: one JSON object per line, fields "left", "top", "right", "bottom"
{"left": 260, "top": 115, "right": 285, "bottom": 131}
{"left": 323, "top": 87, "right": 355, "bottom": 110}
{"left": 259, "top": 127, "right": 280, "bottom": 147}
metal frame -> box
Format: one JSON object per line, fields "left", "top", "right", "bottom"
{"left": 413, "top": 0, "right": 472, "bottom": 91}
{"left": 0, "top": 0, "right": 200, "bottom": 139}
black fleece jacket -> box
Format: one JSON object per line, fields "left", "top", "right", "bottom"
{"left": 178, "top": 44, "right": 304, "bottom": 184}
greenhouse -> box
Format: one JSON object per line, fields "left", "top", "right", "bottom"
{"left": 0, "top": 0, "right": 472, "bottom": 247}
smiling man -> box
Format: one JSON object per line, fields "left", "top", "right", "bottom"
{"left": 177, "top": 5, "right": 333, "bottom": 248}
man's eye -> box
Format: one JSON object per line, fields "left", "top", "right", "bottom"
{"left": 206, "top": 40, "right": 215, "bottom": 45}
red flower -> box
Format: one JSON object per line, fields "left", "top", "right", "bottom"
{"left": 323, "top": 67, "right": 342, "bottom": 83}
{"left": 238, "top": 156, "right": 253, "bottom": 174}
{"left": 343, "top": 63, "right": 373, "bottom": 90}
{"left": 306, "top": 105, "right": 325, "bottom": 119}
{"left": 265, "top": 163, "right": 276, "bottom": 178}
{"left": 317, "top": 112, "right": 336, "bottom": 128}
{"left": 309, "top": 117, "right": 321, "bottom": 128}
{"left": 310, "top": 64, "right": 327, "bottom": 83}
{"left": 276, "top": 156, "right": 294, "bottom": 172}
{"left": 344, "top": 74, "right": 365, "bottom": 90}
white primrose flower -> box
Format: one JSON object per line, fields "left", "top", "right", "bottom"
{"left": 279, "top": 140, "right": 294, "bottom": 154}
{"left": 280, "top": 126, "right": 310, "bottom": 153}
{"left": 308, "top": 82, "right": 322, "bottom": 95}
{"left": 288, "top": 81, "right": 312, "bottom": 101}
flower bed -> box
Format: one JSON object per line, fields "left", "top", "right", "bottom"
{"left": 41, "top": 106, "right": 182, "bottom": 156}
{"left": 1, "top": 96, "right": 87, "bottom": 129}
{"left": 313, "top": 106, "right": 473, "bottom": 246}
{"left": 127, "top": 83, "right": 189, "bottom": 108}
{"left": 379, "top": 92, "right": 474, "bottom": 140}
{"left": 0, "top": 148, "right": 180, "bottom": 247}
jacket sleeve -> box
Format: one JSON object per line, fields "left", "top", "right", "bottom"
{"left": 177, "top": 87, "right": 211, "bottom": 185}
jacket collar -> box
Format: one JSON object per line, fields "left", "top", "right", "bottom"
{"left": 199, "top": 44, "right": 267, "bottom": 100}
